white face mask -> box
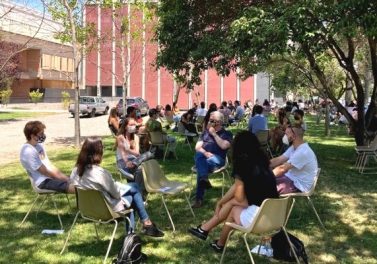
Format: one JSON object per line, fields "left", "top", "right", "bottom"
{"left": 127, "top": 126, "right": 137, "bottom": 133}
{"left": 282, "top": 134, "right": 290, "bottom": 145}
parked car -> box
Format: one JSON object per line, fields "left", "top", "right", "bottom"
{"left": 68, "top": 96, "right": 109, "bottom": 118}
{"left": 116, "top": 97, "right": 149, "bottom": 116}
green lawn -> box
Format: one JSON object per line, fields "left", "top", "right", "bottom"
{"left": 0, "top": 116, "right": 376, "bottom": 263}
{"left": 0, "top": 111, "right": 54, "bottom": 121}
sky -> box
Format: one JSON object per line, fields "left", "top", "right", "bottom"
{"left": 12, "top": 0, "right": 45, "bottom": 12}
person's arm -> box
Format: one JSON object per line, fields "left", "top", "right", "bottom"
{"left": 273, "top": 162, "right": 294, "bottom": 177}
{"left": 100, "top": 168, "right": 121, "bottom": 200}
{"left": 215, "top": 178, "right": 245, "bottom": 215}
{"left": 269, "top": 154, "right": 289, "bottom": 169}
{"left": 209, "top": 127, "right": 231, "bottom": 150}
{"left": 37, "top": 164, "right": 69, "bottom": 182}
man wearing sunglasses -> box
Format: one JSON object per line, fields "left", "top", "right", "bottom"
{"left": 270, "top": 126, "right": 318, "bottom": 194}
{"left": 192, "top": 111, "right": 233, "bottom": 208}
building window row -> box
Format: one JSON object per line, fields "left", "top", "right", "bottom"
{"left": 41, "top": 54, "right": 73, "bottom": 72}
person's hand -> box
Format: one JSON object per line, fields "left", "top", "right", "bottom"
{"left": 126, "top": 161, "right": 135, "bottom": 168}
{"left": 208, "top": 126, "right": 216, "bottom": 136}
{"left": 204, "top": 151, "right": 214, "bottom": 158}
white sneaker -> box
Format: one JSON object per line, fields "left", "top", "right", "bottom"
{"left": 251, "top": 245, "right": 273, "bottom": 257}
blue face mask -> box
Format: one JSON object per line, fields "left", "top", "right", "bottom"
{"left": 37, "top": 134, "right": 46, "bottom": 143}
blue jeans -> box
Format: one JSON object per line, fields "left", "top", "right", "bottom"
{"left": 122, "top": 182, "right": 149, "bottom": 228}
{"left": 194, "top": 152, "right": 225, "bottom": 201}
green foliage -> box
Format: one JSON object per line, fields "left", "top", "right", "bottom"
{"left": 61, "top": 91, "right": 71, "bottom": 109}
{"left": 29, "top": 89, "right": 44, "bottom": 104}
{"left": 0, "top": 88, "right": 12, "bottom": 105}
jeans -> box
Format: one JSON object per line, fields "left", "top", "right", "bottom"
{"left": 194, "top": 152, "right": 225, "bottom": 201}
{"left": 122, "top": 182, "right": 149, "bottom": 228}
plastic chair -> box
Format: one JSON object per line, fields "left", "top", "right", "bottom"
{"left": 354, "top": 136, "right": 377, "bottom": 174}
{"left": 220, "top": 197, "right": 298, "bottom": 264}
{"left": 255, "top": 130, "right": 273, "bottom": 158}
{"left": 190, "top": 156, "right": 231, "bottom": 197}
{"left": 60, "top": 188, "right": 133, "bottom": 264}
{"left": 141, "top": 159, "right": 195, "bottom": 232}
{"left": 19, "top": 176, "right": 71, "bottom": 230}
{"left": 177, "top": 121, "right": 198, "bottom": 151}
{"left": 280, "top": 168, "right": 325, "bottom": 229}
{"left": 149, "top": 131, "right": 177, "bottom": 161}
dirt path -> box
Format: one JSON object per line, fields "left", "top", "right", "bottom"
{"left": 0, "top": 112, "right": 112, "bottom": 165}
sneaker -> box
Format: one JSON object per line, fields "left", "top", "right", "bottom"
{"left": 191, "top": 199, "right": 203, "bottom": 208}
{"left": 188, "top": 225, "right": 208, "bottom": 240}
{"left": 210, "top": 240, "right": 224, "bottom": 253}
{"left": 142, "top": 223, "right": 164, "bottom": 237}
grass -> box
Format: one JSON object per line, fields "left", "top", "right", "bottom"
{"left": 0, "top": 111, "right": 54, "bottom": 121}
{"left": 0, "top": 115, "right": 376, "bottom": 263}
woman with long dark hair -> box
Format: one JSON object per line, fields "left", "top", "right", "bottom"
{"left": 203, "top": 103, "right": 218, "bottom": 128}
{"left": 108, "top": 107, "right": 120, "bottom": 135}
{"left": 188, "top": 131, "right": 278, "bottom": 252}
{"left": 70, "top": 137, "right": 164, "bottom": 237}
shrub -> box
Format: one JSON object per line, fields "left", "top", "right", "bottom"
{"left": 61, "top": 91, "right": 71, "bottom": 109}
{"left": 0, "top": 89, "right": 12, "bottom": 106}
{"left": 29, "top": 89, "right": 44, "bottom": 104}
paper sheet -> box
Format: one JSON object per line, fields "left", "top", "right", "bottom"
{"left": 41, "top": 229, "right": 64, "bottom": 235}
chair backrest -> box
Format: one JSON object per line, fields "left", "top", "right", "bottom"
{"left": 141, "top": 159, "right": 167, "bottom": 192}
{"left": 177, "top": 121, "right": 186, "bottom": 134}
{"left": 368, "top": 135, "right": 377, "bottom": 148}
{"left": 149, "top": 131, "right": 165, "bottom": 145}
{"left": 306, "top": 168, "right": 321, "bottom": 196}
{"left": 196, "top": 115, "right": 205, "bottom": 124}
{"left": 76, "top": 188, "right": 117, "bottom": 221}
{"left": 255, "top": 130, "right": 269, "bottom": 145}
{"left": 248, "top": 197, "right": 294, "bottom": 235}
{"left": 195, "top": 122, "right": 203, "bottom": 134}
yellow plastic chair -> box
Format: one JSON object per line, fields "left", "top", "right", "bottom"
{"left": 220, "top": 197, "right": 298, "bottom": 264}
{"left": 149, "top": 131, "right": 177, "bottom": 161}
{"left": 191, "top": 156, "right": 231, "bottom": 197}
{"left": 354, "top": 136, "right": 377, "bottom": 174}
{"left": 280, "top": 168, "right": 325, "bottom": 229}
{"left": 177, "top": 121, "right": 198, "bottom": 151}
{"left": 255, "top": 130, "right": 273, "bottom": 158}
{"left": 60, "top": 188, "right": 133, "bottom": 264}
{"left": 19, "top": 176, "right": 71, "bottom": 230}
{"left": 141, "top": 159, "right": 195, "bottom": 232}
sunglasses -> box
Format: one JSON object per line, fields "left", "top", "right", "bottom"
{"left": 209, "top": 119, "right": 220, "bottom": 124}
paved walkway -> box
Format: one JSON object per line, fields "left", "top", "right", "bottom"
{"left": 0, "top": 106, "right": 113, "bottom": 165}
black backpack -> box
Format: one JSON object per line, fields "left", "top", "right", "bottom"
{"left": 113, "top": 232, "right": 145, "bottom": 264}
{"left": 271, "top": 230, "right": 309, "bottom": 264}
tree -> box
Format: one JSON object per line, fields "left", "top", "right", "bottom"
{"left": 157, "top": 0, "right": 377, "bottom": 145}
{"left": 44, "top": 0, "right": 96, "bottom": 147}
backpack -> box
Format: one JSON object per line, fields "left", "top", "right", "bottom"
{"left": 271, "top": 230, "right": 309, "bottom": 264}
{"left": 113, "top": 232, "right": 145, "bottom": 264}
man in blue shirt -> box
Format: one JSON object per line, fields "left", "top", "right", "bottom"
{"left": 248, "top": 104, "right": 268, "bottom": 134}
{"left": 192, "top": 111, "right": 233, "bottom": 208}
{"left": 234, "top": 100, "right": 245, "bottom": 121}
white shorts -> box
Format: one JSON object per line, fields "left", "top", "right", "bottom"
{"left": 240, "top": 205, "right": 260, "bottom": 228}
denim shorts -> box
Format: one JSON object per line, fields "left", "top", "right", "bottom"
{"left": 38, "top": 178, "right": 69, "bottom": 193}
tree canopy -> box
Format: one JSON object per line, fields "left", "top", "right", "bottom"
{"left": 156, "top": 0, "right": 377, "bottom": 145}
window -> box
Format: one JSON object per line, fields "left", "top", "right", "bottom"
{"left": 42, "top": 54, "right": 51, "bottom": 69}
{"left": 61, "top": 57, "right": 68, "bottom": 72}
{"left": 67, "top": 58, "right": 74, "bottom": 72}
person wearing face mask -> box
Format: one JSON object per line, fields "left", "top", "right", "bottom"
{"left": 20, "top": 121, "right": 75, "bottom": 193}
{"left": 116, "top": 118, "right": 154, "bottom": 190}
{"left": 192, "top": 111, "right": 233, "bottom": 208}
{"left": 270, "top": 126, "right": 318, "bottom": 194}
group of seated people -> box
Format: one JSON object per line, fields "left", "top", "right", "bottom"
{"left": 20, "top": 98, "right": 318, "bottom": 257}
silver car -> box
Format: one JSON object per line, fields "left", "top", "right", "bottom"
{"left": 116, "top": 97, "right": 149, "bottom": 116}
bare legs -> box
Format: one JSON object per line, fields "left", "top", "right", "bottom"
{"left": 217, "top": 206, "right": 243, "bottom": 246}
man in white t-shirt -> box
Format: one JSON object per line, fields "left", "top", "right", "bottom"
{"left": 196, "top": 101, "right": 207, "bottom": 117}
{"left": 270, "top": 126, "right": 318, "bottom": 194}
{"left": 20, "top": 121, "right": 74, "bottom": 193}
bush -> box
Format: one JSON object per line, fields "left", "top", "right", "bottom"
{"left": 29, "top": 89, "right": 44, "bottom": 104}
{"left": 61, "top": 91, "right": 71, "bottom": 109}
{"left": 0, "top": 89, "right": 12, "bottom": 106}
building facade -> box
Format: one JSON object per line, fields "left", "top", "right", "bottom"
{"left": 0, "top": 0, "right": 74, "bottom": 103}
{"left": 84, "top": 2, "right": 268, "bottom": 109}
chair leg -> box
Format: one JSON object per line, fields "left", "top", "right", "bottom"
{"left": 282, "top": 227, "right": 300, "bottom": 264}
{"left": 221, "top": 171, "right": 225, "bottom": 197}
{"left": 243, "top": 233, "right": 256, "bottom": 264}
{"left": 36, "top": 194, "right": 50, "bottom": 217}
{"left": 163, "top": 144, "right": 169, "bottom": 161}
{"left": 65, "top": 194, "right": 72, "bottom": 210}
{"left": 161, "top": 195, "right": 175, "bottom": 232}
{"left": 307, "top": 197, "right": 325, "bottom": 229}
{"left": 103, "top": 220, "right": 118, "bottom": 264}
{"left": 94, "top": 223, "right": 100, "bottom": 240}
{"left": 220, "top": 230, "right": 235, "bottom": 264}
{"left": 51, "top": 198, "right": 64, "bottom": 230}
{"left": 60, "top": 211, "right": 79, "bottom": 254}
{"left": 184, "top": 192, "right": 195, "bottom": 218}
{"left": 19, "top": 194, "right": 40, "bottom": 227}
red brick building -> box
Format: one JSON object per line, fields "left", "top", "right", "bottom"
{"left": 84, "top": 3, "right": 266, "bottom": 109}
